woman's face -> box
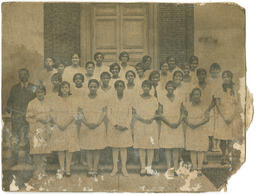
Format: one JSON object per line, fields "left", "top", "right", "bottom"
{"left": 74, "top": 75, "right": 83, "bottom": 86}
{"left": 173, "top": 73, "right": 183, "bottom": 84}
{"left": 210, "top": 68, "right": 220, "bottom": 78}
{"left": 136, "top": 68, "right": 144, "bottom": 77}
{"left": 116, "top": 82, "right": 125, "bottom": 93}
{"left": 197, "top": 71, "right": 206, "bottom": 82}
{"left": 61, "top": 84, "right": 70, "bottom": 96}
{"left": 88, "top": 82, "right": 98, "bottom": 95}
{"left": 151, "top": 74, "right": 160, "bottom": 84}
{"left": 142, "top": 84, "right": 151, "bottom": 94}
{"left": 58, "top": 64, "right": 65, "bottom": 74}
{"left": 121, "top": 55, "right": 129, "bottom": 63}
{"left": 95, "top": 54, "right": 104, "bottom": 64}
{"left": 223, "top": 73, "right": 232, "bottom": 84}
{"left": 86, "top": 64, "right": 95, "bottom": 75}
{"left": 52, "top": 78, "right": 60, "bottom": 86}
{"left": 168, "top": 58, "right": 176, "bottom": 69}
{"left": 191, "top": 90, "right": 201, "bottom": 103}
{"left": 190, "top": 61, "right": 198, "bottom": 71}
{"left": 145, "top": 57, "right": 152, "bottom": 66}
{"left": 126, "top": 72, "right": 135, "bottom": 83}
{"left": 161, "top": 63, "right": 169, "bottom": 73}
{"left": 101, "top": 75, "right": 111, "bottom": 86}
{"left": 111, "top": 66, "right": 120, "bottom": 76}
{"left": 46, "top": 58, "right": 54, "bottom": 67}
{"left": 166, "top": 84, "right": 175, "bottom": 93}
{"left": 72, "top": 54, "right": 80, "bottom": 66}
{"left": 36, "top": 89, "right": 45, "bottom": 101}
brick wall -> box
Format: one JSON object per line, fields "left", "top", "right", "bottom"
{"left": 158, "top": 4, "right": 194, "bottom": 66}
{"left": 44, "top": 3, "right": 80, "bottom": 65}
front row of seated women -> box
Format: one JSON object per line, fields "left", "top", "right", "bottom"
{"left": 27, "top": 78, "right": 217, "bottom": 179}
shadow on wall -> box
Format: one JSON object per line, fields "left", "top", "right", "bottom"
{"left": 2, "top": 42, "right": 43, "bottom": 111}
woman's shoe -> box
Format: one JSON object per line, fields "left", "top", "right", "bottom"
{"left": 65, "top": 171, "right": 71, "bottom": 177}
{"left": 146, "top": 166, "right": 154, "bottom": 176}
{"left": 92, "top": 169, "right": 98, "bottom": 176}
{"left": 87, "top": 169, "right": 94, "bottom": 177}
{"left": 140, "top": 168, "right": 147, "bottom": 176}
{"left": 56, "top": 169, "right": 64, "bottom": 179}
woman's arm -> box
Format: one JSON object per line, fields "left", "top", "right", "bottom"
{"left": 184, "top": 110, "right": 210, "bottom": 129}
{"left": 134, "top": 111, "right": 153, "bottom": 124}
{"left": 96, "top": 106, "right": 107, "bottom": 127}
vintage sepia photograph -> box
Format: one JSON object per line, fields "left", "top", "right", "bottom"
{"left": 1, "top": 1, "right": 252, "bottom": 192}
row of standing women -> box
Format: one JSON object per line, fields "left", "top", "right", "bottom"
{"left": 26, "top": 52, "right": 239, "bottom": 179}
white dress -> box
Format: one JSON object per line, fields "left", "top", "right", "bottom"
{"left": 133, "top": 95, "right": 159, "bottom": 149}
{"left": 160, "top": 72, "right": 172, "bottom": 90}
{"left": 194, "top": 82, "right": 213, "bottom": 136}
{"left": 184, "top": 102, "right": 209, "bottom": 152}
{"left": 79, "top": 94, "right": 107, "bottom": 150}
{"left": 214, "top": 88, "right": 238, "bottom": 140}
{"left": 119, "top": 65, "right": 136, "bottom": 80}
{"left": 62, "top": 66, "right": 85, "bottom": 84}
{"left": 49, "top": 96, "right": 80, "bottom": 152}
{"left": 207, "top": 77, "right": 222, "bottom": 137}
{"left": 107, "top": 93, "right": 133, "bottom": 148}
{"left": 159, "top": 95, "right": 184, "bottom": 149}
{"left": 27, "top": 98, "right": 52, "bottom": 154}
{"left": 94, "top": 64, "right": 110, "bottom": 78}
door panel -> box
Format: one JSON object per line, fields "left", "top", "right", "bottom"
{"left": 122, "top": 19, "right": 145, "bottom": 49}
{"left": 95, "top": 19, "right": 117, "bottom": 49}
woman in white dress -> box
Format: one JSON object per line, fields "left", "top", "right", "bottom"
{"left": 149, "top": 71, "right": 162, "bottom": 100}
{"left": 50, "top": 73, "right": 62, "bottom": 95}
{"left": 84, "top": 61, "right": 98, "bottom": 83}
{"left": 27, "top": 85, "right": 52, "bottom": 180}
{"left": 142, "top": 55, "right": 152, "bottom": 78}
{"left": 208, "top": 63, "right": 222, "bottom": 152}
{"left": 183, "top": 88, "right": 210, "bottom": 176}
{"left": 158, "top": 81, "right": 184, "bottom": 176}
{"left": 119, "top": 52, "right": 135, "bottom": 79}
{"left": 99, "top": 72, "right": 113, "bottom": 95}
{"left": 214, "top": 70, "right": 238, "bottom": 165}
{"left": 107, "top": 80, "right": 133, "bottom": 176}
{"left": 49, "top": 81, "right": 80, "bottom": 178}
{"left": 94, "top": 52, "right": 109, "bottom": 77}
{"left": 133, "top": 80, "right": 159, "bottom": 176}
{"left": 62, "top": 53, "right": 84, "bottom": 84}
{"left": 135, "top": 63, "right": 146, "bottom": 94}
{"left": 79, "top": 79, "right": 107, "bottom": 176}
{"left": 125, "top": 70, "right": 139, "bottom": 98}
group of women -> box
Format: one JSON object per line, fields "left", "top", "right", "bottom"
{"left": 26, "top": 52, "right": 239, "bottom": 179}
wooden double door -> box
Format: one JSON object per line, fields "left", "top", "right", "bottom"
{"left": 81, "top": 3, "right": 157, "bottom": 67}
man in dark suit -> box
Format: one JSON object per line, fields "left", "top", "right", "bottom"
{"left": 7, "top": 68, "right": 36, "bottom": 165}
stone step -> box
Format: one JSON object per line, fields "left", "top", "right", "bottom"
{"left": 7, "top": 160, "right": 230, "bottom": 174}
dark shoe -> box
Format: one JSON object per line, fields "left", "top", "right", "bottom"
{"left": 197, "top": 170, "right": 203, "bottom": 176}
{"left": 65, "top": 172, "right": 71, "bottom": 177}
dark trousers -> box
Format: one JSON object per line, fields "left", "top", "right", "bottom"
{"left": 10, "top": 116, "right": 31, "bottom": 164}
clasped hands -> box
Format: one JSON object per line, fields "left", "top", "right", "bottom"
{"left": 74, "top": 107, "right": 101, "bottom": 130}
